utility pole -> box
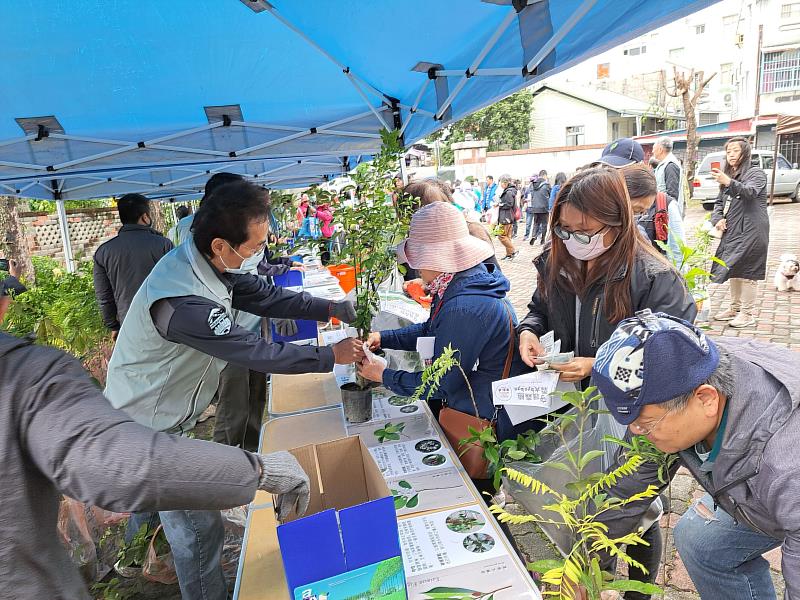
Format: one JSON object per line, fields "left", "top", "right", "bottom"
{"left": 753, "top": 24, "right": 764, "bottom": 148}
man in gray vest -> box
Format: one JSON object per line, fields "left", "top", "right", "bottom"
{"left": 652, "top": 137, "right": 687, "bottom": 265}
{"left": 105, "top": 180, "right": 363, "bottom": 600}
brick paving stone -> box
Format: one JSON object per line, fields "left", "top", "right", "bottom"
{"left": 765, "top": 547, "right": 783, "bottom": 571}
{"left": 667, "top": 554, "right": 697, "bottom": 592}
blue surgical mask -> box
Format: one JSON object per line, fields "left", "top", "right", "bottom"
{"left": 220, "top": 241, "right": 264, "bottom": 274}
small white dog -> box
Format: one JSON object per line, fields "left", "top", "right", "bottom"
{"left": 774, "top": 253, "right": 800, "bottom": 291}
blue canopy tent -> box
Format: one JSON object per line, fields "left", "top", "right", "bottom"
{"left": 1, "top": 0, "right": 718, "bottom": 268}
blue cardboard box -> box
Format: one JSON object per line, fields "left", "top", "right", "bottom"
{"left": 275, "top": 437, "right": 407, "bottom": 600}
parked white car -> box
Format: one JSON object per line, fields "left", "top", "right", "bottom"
{"left": 693, "top": 150, "right": 800, "bottom": 210}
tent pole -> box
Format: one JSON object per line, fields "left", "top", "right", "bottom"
{"left": 55, "top": 198, "right": 76, "bottom": 273}
{"left": 768, "top": 130, "right": 780, "bottom": 207}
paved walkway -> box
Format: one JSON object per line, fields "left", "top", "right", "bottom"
{"left": 493, "top": 200, "right": 797, "bottom": 597}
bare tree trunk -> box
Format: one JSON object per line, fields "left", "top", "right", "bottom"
{"left": 0, "top": 196, "right": 35, "bottom": 282}
{"left": 683, "top": 92, "right": 700, "bottom": 183}
{"left": 148, "top": 200, "right": 167, "bottom": 235}
{"left": 663, "top": 67, "right": 716, "bottom": 186}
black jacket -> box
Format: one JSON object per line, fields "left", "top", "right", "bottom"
{"left": 498, "top": 184, "right": 517, "bottom": 224}
{"left": 518, "top": 247, "right": 696, "bottom": 368}
{"left": 93, "top": 225, "right": 173, "bottom": 330}
{"left": 0, "top": 275, "right": 26, "bottom": 297}
{"left": 529, "top": 180, "right": 551, "bottom": 213}
{"left": 710, "top": 165, "right": 769, "bottom": 282}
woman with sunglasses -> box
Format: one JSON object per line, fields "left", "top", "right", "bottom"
{"left": 518, "top": 166, "right": 696, "bottom": 385}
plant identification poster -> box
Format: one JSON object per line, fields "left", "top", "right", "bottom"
{"left": 369, "top": 437, "right": 454, "bottom": 478}
{"left": 388, "top": 468, "right": 473, "bottom": 517}
{"left": 399, "top": 506, "right": 541, "bottom": 599}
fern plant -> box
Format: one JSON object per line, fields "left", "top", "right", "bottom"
{"left": 491, "top": 387, "right": 662, "bottom": 599}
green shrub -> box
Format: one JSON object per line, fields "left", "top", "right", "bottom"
{"left": 2, "top": 256, "right": 108, "bottom": 357}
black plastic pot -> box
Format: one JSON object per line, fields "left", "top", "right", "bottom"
{"left": 340, "top": 382, "right": 374, "bottom": 423}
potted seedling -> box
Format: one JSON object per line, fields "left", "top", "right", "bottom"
{"left": 333, "top": 129, "right": 413, "bottom": 421}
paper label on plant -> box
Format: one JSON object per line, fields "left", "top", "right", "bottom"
{"left": 389, "top": 469, "right": 473, "bottom": 516}
{"left": 405, "top": 556, "right": 539, "bottom": 599}
{"left": 380, "top": 291, "right": 430, "bottom": 324}
{"left": 398, "top": 505, "right": 507, "bottom": 576}
{"left": 320, "top": 327, "right": 358, "bottom": 346}
{"left": 369, "top": 437, "right": 452, "bottom": 478}
{"left": 492, "top": 371, "right": 559, "bottom": 407}
{"left": 348, "top": 415, "right": 436, "bottom": 448}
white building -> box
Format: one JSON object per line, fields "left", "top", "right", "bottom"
{"left": 546, "top": 0, "right": 800, "bottom": 125}
{"left": 529, "top": 83, "right": 682, "bottom": 149}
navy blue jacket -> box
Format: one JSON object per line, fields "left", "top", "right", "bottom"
{"left": 380, "top": 263, "right": 525, "bottom": 440}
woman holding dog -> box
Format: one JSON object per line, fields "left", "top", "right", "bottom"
{"left": 710, "top": 136, "right": 769, "bottom": 328}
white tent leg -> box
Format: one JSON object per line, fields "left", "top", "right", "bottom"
{"left": 55, "top": 198, "right": 76, "bottom": 272}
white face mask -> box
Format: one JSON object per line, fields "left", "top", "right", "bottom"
{"left": 562, "top": 228, "right": 614, "bottom": 261}
{"left": 220, "top": 241, "right": 264, "bottom": 274}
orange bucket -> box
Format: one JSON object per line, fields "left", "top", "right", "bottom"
{"left": 327, "top": 264, "right": 356, "bottom": 294}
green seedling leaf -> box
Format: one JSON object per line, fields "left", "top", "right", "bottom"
{"left": 506, "top": 449, "right": 527, "bottom": 461}
{"left": 406, "top": 494, "right": 419, "bottom": 508}
{"left": 528, "top": 559, "right": 564, "bottom": 572}
{"left": 604, "top": 581, "right": 663, "bottom": 594}
{"left": 398, "top": 480, "right": 412, "bottom": 489}
{"left": 578, "top": 450, "right": 606, "bottom": 470}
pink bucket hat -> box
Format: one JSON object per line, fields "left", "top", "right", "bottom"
{"left": 396, "top": 202, "right": 494, "bottom": 272}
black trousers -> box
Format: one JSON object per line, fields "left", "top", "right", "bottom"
{"left": 213, "top": 363, "right": 268, "bottom": 452}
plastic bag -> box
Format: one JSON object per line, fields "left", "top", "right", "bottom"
{"left": 504, "top": 408, "right": 628, "bottom": 555}
{"left": 142, "top": 525, "right": 178, "bottom": 585}
{"left": 58, "top": 497, "right": 99, "bottom": 582}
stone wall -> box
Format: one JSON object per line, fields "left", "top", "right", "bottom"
{"left": 19, "top": 207, "right": 121, "bottom": 263}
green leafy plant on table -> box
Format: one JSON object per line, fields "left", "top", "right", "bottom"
{"left": 413, "top": 344, "right": 542, "bottom": 489}
{"left": 491, "top": 387, "right": 662, "bottom": 599}
{"left": 333, "top": 129, "right": 414, "bottom": 389}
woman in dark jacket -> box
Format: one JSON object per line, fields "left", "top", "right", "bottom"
{"left": 496, "top": 174, "right": 518, "bottom": 259}
{"left": 710, "top": 136, "right": 769, "bottom": 329}
{"left": 518, "top": 166, "right": 696, "bottom": 384}
{"left": 517, "top": 166, "right": 695, "bottom": 595}
{"left": 359, "top": 201, "right": 523, "bottom": 442}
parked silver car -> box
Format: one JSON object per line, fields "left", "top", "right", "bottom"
{"left": 692, "top": 150, "right": 800, "bottom": 210}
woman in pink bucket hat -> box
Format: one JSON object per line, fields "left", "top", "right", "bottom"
{"left": 358, "top": 202, "right": 530, "bottom": 448}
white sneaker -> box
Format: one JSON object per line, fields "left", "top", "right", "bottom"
{"left": 714, "top": 308, "right": 738, "bottom": 321}
{"left": 729, "top": 312, "right": 756, "bottom": 328}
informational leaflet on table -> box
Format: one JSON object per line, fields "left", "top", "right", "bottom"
{"left": 399, "top": 505, "right": 539, "bottom": 599}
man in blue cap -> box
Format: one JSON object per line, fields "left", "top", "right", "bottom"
{"left": 594, "top": 137, "right": 645, "bottom": 168}
{"left": 592, "top": 309, "right": 799, "bottom": 599}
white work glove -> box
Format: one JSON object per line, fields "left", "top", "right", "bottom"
{"left": 274, "top": 318, "right": 298, "bottom": 337}
{"left": 256, "top": 451, "right": 311, "bottom": 521}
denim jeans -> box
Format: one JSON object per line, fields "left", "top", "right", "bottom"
{"left": 524, "top": 211, "right": 534, "bottom": 237}
{"left": 673, "top": 494, "right": 781, "bottom": 599}
{"left": 127, "top": 510, "right": 227, "bottom": 600}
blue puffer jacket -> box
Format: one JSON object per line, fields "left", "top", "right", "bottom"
{"left": 380, "top": 263, "right": 526, "bottom": 440}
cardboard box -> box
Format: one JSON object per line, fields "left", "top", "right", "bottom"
{"left": 276, "top": 436, "right": 407, "bottom": 600}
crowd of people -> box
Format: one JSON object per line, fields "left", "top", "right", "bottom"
{"left": 0, "top": 131, "right": 794, "bottom": 600}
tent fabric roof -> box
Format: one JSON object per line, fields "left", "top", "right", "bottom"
{"left": 1, "top": 0, "right": 718, "bottom": 200}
